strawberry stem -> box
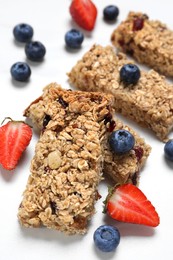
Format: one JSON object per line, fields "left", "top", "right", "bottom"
{"left": 1, "top": 117, "right": 13, "bottom": 125}
{"left": 1, "top": 117, "right": 32, "bottom": 128}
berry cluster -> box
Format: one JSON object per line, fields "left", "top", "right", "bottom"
{"left": 65, "top": 1, "right": 119, "bottom": 49}
{"left": 11, "top": 23, "right": 46, "bottom": 82}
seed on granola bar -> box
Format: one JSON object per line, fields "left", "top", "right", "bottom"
{"left": 48, "top": 150, "right": 62, "bottom": 169}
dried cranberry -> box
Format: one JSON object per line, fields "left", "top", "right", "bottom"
{"left": 43, "top": 114, "right": 51, "bottom": 128}
{"left": 55, "top": 126, "right": 63, "bottom": 134}
{"left": 58, "top": 96, "right": 68, "bottom": 108}
{"left": 72, "top": 123, "right": 78, "bottom": 128}
{"left": 134, "top": 146, "right": 143, "bottom": 161}
{"left": 109, "top": 120, "right": 116, "bottom": 132}
{"left": 133, "top": 18, "right": 144, "bottom": 31}
{"left": 118, "top": 39, "right": 125, "bottom": 47}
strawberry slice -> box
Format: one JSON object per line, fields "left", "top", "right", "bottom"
{"left": 104, "top": 184, "right": 160, "bottom": 227}
{"left": 69, "top": 0, "right": 97, "bottom": 31}
{"left": 0, "top": 117, "right": 32, "bottom": 170}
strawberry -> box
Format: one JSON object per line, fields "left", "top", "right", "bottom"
{"left": 104, "top": 184, "right": 160, "bottom": 227}
{"left": 0, "top": 117, "right": 32, "bottom": 170}
{"left": 69, "top": 0, "right": 97, "bottom": 31}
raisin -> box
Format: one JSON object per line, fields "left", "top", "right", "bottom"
{"left": 134, "top": 146, "right": 143, "bottom": 161}
{"left": 58, "top": 96, "right": 68, "bottom": 108}
{"left": 43, "top": 114, "right": 51, "bottom": 128}
{"left": 118, "top": 38, "right": 125, "bottom": 47}
{"left": 133, "top": 18, "right": 144, "bottom": 31}
{"left": 50, "top": 201, "right": 57, "bottom": 215}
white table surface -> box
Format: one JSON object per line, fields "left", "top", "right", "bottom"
{"left": 0, "top": 1, "right": 173, "bottom": 259}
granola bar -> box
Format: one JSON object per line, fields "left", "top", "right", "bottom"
{"left": 23, "top": 83, "right": 151, "bottom": 186}
{"left": 18, "top": 84, "right": 114, "bottom": 234}
{"left": 111, "top": 11, "right": 173, "bottom": 77}
{"left": 68, "top": 44, "right": 173, "bottom": 141}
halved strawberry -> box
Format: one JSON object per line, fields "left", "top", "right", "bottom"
{"left": 104, "top": 184, "right": 160, "bottom": 227}
{"left": 0, "top": 117, "right": 32, "bottom": 170}
{"left": 69, "top": 0, "right": 97, "bottom": 31}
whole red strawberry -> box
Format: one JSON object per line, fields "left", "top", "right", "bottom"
{"left": 0, "top": 117, "right": 32, "bottom": 170}
{"left": 69, "top": 0, "right": 97, "bottom": 31}
{"left": 104, "top": 183, "right": 160, "bottom": 227}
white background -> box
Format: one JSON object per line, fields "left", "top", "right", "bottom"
{"left": 0, "top": 0, "right": 173, "bottom": 259}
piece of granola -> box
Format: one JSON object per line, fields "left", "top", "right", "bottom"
{"left": 24, "top": 83, "right": 151, "bottom": 185}
{"left": 111, "top": 11, "right": 173, "bottom": 77}
{"left": 18, "top": 84, "right": 114, "bottom": 234}
{"left": 68, "top": 44, "right": 173, "bottom": 142}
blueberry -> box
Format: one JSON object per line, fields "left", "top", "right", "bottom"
{"left": 120, "top": 64, "right": 141, "bottom": 85}
{"left": 93, "top": 225, "right": 120, "bottom": 252}
{"left": 103, "top": 5, "right": 119, "bottom": 21}
{"left": 109, "top": 129, "right": 135, "bottom": 154}
{"left": 65, "top": 29, "right": 84, "bottom": 49}
{"left": 25, "top": 41, "right": 46, "bottom": 61}
{"left": 164, "top": 139, "right": 173, "bottom": 161}
{"left": 13, "top": 23, "right": 33, "bottom": 43}
{"left": 10, "top": 62, "right": 31, "bottom": 82}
